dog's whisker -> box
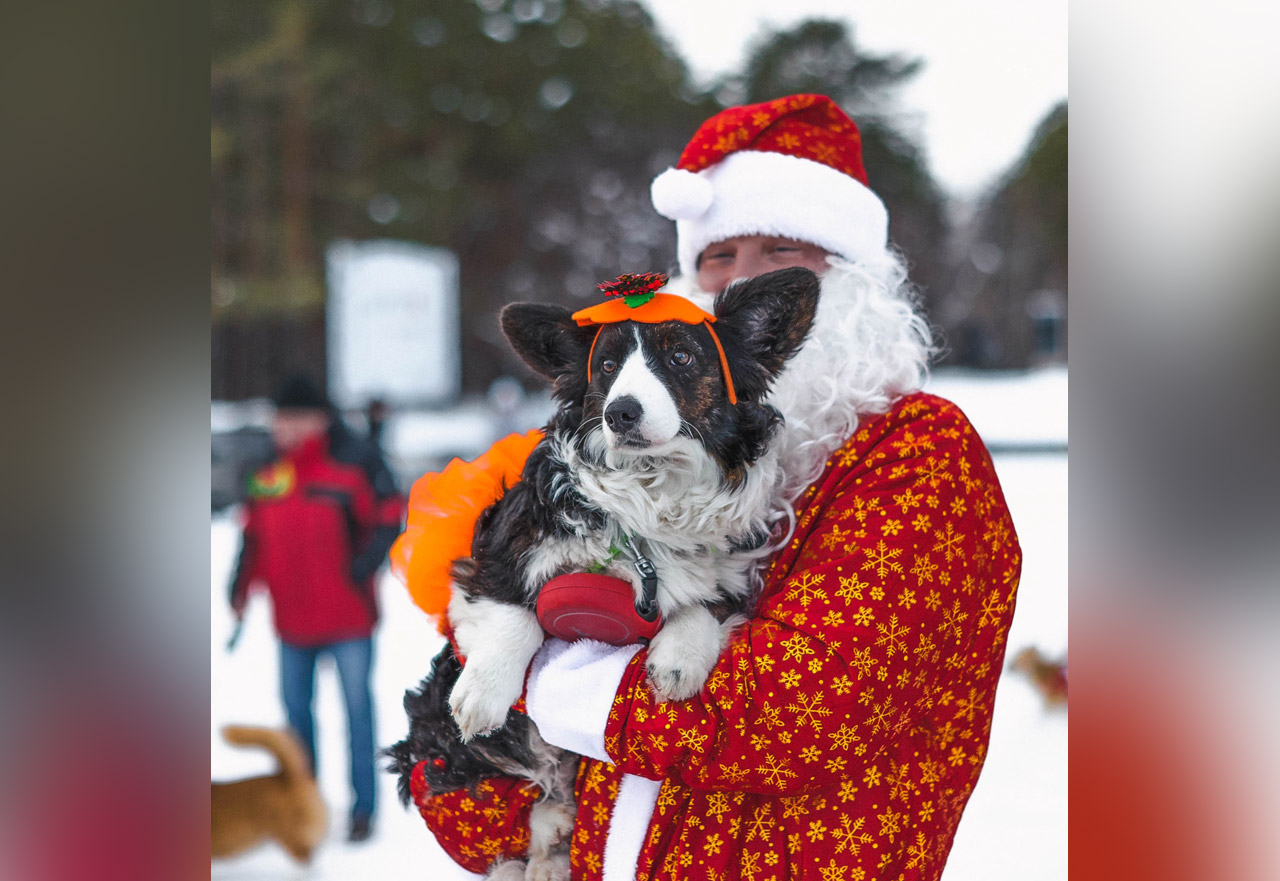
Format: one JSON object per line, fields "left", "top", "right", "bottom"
{"left": 680, "top": 419, "right": 707, "bottom": 446}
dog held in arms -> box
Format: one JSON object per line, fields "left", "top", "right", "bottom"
{"left": 388, "top": 267, "right": 820, "bottom": 880}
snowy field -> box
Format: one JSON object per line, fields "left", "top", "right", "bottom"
{"left": 211, "top": 367, "right": 1067, "bottom": 880}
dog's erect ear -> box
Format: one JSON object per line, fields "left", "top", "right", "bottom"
{"left": 500, "top": 303, "right": 596, "bottom": 388}
{"left": 712, "top": 267, "right": 821, "bottom": 398}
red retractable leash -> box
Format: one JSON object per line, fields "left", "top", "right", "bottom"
{"left": 537, "top": 573, "right": 663, "bottom": 645}
{"left": 537, "top": 537, "right": 663, "bottom": 646}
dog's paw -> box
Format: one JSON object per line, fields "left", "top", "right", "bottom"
{"left": 485, "top": 859, "right": 529, "bottom": 881}
{"left": 448, "top": 669, "right": 512, "bottom": 741}
{"left": 645, "top": 659, "right": 711, "bottom": 702}
{"left": 644, "top": 633, "right": 716, "bottom": 702}
{"left": 547, "top": 805, "right": 575, "bottom": 846}
{"left": 645, "top": 660, "right": 699, "bottom": 702}
{"left": 525, "top": 852, "right": 570, "bottom": 881}
{"left": 530, "top": 799, "right": 576, "bottom": 849}
{"left": 643, "top": 606, "right": 727, "bottom": 702}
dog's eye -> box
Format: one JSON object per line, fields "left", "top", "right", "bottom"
{"left": 600, "top": 359, "right": 617, "bottom": 375}
{"left": 670, "top": 350, "right": 692, "bottom": 367}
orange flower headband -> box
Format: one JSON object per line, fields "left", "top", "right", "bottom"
{"left": 571, "top": 273, "right": 738, "bottom": 405}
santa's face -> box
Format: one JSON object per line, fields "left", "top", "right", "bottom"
{"left": 696, "top": 235, "right": 831, "bottom": 294}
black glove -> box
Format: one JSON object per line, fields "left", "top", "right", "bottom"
{"left": 349, "top": 524, "right": 400, "bottom": 584}
{"left": 349, "top": 552, "right": 381, "bottom": 585}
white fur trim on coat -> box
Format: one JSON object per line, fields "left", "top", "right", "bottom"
{"left": 526, "top": 638, "right": 641, "bottom": 764}
{"left": 527, "top": 640, "right": 662, "bottom": 881}
{"left": 604, "top": 775, "right": 662, "bottom": 881}
{"left": 652, "top": 150, "right": 890, "bottom": 279}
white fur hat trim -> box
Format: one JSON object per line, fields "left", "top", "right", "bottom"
{"left": 654, "top": 150, "right": 890, "bottom": 280}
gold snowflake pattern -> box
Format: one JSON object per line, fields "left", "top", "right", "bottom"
{"left": 558, "top": 393, "right": 1024, "bottom": 881}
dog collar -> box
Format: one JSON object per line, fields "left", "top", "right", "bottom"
{"left": 572, "top": 273, "right": 738, "bottom": 405}
{"left": 585, "top": 532, "right": 661, "bottom": 623}
{"left": 621, "top": 534, "right": 661, "bottom": 622}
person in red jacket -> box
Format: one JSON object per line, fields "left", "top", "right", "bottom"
{"left": 403, "top": 95, "right": 1021, "bottom": 880}
{"left": 230, "top": 374, "right": 404, "bottom": 842}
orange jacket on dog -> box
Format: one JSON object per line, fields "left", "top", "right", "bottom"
{"left": 407, "top": 393, "right": 1021, "bottom": 880}
{"left": 389, "top": 428, "right": 545, "bottom": 631}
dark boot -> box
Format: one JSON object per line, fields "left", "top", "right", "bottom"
{"left": 347, "top": 814, "right": 373, "bottom": 843}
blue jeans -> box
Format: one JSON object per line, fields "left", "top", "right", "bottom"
{"left": 280, "top": 637, "right": 376, "bottom": 821}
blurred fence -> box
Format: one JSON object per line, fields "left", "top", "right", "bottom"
{"left": 211, "top": 312, "right": 327, "bottom": 401}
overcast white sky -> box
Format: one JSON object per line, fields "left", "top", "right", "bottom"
{"left": 640, "top": 0, "right": 1067, "bottom": 201}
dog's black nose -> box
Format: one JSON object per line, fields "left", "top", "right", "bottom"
{"left": 604, "top": 396, "right": 643, "bottom": 431}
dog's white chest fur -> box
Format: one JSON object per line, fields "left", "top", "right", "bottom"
{"left": 563, "top": 432, "right": 777, "bottom": 547}
{"left": 539, "top": 431, "right": 779, "bottom": 610}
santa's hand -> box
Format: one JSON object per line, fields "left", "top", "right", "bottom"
{"left": 525, "top": 638, "right": 642, "bottom": 763}
{"left": 225, "top": 618, "right": 244, "bottom": 652}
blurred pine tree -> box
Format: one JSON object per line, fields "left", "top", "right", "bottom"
{"left": 941, "top": 102, "right": 1068, "bottom": 367}
{"left": 212, "top": 0, "right": 715, "bottom": 397}
{"left": 720, "top": 20, "right": 951, "bottom": 320}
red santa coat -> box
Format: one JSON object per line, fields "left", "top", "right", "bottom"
{"left": 411, "top": 392, "right": 1021, "bottom": 880}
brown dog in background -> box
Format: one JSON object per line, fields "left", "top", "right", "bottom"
{"left": 212, "top": 726, "right": 328, "bottom": 862}
{"left": 1009, "top": 646, "right": 1068, "bottom": 709}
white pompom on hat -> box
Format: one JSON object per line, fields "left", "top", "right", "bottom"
{"left": 650, "top": 167, "right": 713, "bottom": 221}
{"left": 651, "top": 94, "right": 889, "bottom": 279}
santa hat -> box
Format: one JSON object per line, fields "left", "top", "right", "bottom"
{"left": 650, "top": 94, "right": 889, "bottom": 279}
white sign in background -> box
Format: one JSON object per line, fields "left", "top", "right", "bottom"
{"left": 326, "top": 239, "right": 460, "bottom": 409}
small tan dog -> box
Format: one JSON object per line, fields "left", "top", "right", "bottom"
{"left": 211, "top": 726, "right": 328, "bottom": 862}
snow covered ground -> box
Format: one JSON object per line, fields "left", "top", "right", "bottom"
{"left": 211, "top": 367, "right": 1067, "bottom": 879}
{"left": 211, "top": 520, "right": 466, "bottom": 880}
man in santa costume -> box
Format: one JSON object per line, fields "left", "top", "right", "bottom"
{"left": 405, "top": 94, "right": 1021, "bottom": 881}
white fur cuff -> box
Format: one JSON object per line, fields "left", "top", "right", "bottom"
{"left": 526, "top": 638, "right": 642, "bottom": 764}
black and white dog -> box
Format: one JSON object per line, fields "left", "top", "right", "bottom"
{"left": 449, "top": 266, "right": 819, "bottom": 737}
{"left": 389, "top": 267, "right": 819, "bottom": 879}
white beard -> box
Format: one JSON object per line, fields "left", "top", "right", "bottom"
{"left": 667, "top": 253, "right": 934, "bottom": 528}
